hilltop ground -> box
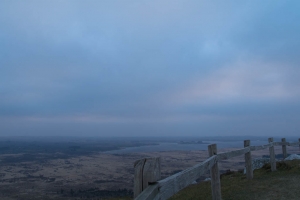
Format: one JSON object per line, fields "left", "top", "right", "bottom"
{"left": 170, "top": 159, "right": 300, "bottom": 200}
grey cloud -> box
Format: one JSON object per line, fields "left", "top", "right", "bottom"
{"left": 1, "top": 1, "right": 300, "bottom": 136}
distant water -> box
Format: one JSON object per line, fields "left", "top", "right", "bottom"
{"left": 104, "top": 140, "right": 268, "bottom": 154}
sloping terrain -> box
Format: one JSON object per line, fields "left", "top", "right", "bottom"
{"left": 170, "top": 160, "right": 300, "bottom": 200}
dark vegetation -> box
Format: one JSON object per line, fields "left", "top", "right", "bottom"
{"left": 58, "top": 187, "right": 133, "bottom": 199}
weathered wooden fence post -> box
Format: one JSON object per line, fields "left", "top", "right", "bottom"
{"left": 208, "top": 144, "right": 222, "bottom": 200}
{"left": 134, "top": 158, "right": 145, "bottom": 198}
{"left": 244, "top": 140, "right": 253, "bottom": 179}
{"left": 281, "top": 138, "right": 287, "bottom": 159}
{"left": 134, "top": 157, "right": 161, "bottom": 198}
{"left": 268, "top": 138, "right": 276, "bottom": 171}
{"left": 142, "top": 157, "right": 161, "bottom": 190}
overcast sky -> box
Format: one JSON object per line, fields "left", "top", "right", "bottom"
{"left": 1, "top": 1, "right": 300, "bottom": 137}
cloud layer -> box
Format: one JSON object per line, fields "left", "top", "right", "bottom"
{"left": 1, "top": 1, "right": 300, "bottom": 136}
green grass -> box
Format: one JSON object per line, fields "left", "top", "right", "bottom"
{"left": 169, "top": 160, "right": 300, "bottom": 200}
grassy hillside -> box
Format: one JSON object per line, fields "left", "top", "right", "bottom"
{"left": 170, "top": 160, "right": 300, "bottom": 200}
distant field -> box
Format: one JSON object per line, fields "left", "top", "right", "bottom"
{"left": 0, "top": 138, "right": 157, "bottom": 199}
{"left": 0, "top": 138, "right": 159, "bottom": 158}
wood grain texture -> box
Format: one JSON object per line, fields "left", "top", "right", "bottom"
{"left": 268, "top": 138, "right": 276, "bottom": 171}
{"left": 281, "top": 138, "right": 287, "bottom": 159}
{"left": 250, "top": 143, "right": 273, "bottom": 151}
{"left": 143, "top": 157, "right": 161, "bottom": 190}
{"left": 157, "top": 155, "right": 217, "bottom": 200}
{"left": 134, "top": 157, "right": 161, "bottom": 198}
{"left": 208, "top": 144, "right": 222, "bottom": 200}
{"left": 135, "top": 183, "right": 159, "bottom": 200}
{"left": 134, "top": 158, "right": 146, "bottom": 198}
{"left": 217, "top": 147, "right": 250, "bottom": 161}
{"left": 244, "top": 140, "right": 253, "bottom": 180}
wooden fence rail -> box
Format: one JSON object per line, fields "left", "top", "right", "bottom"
{"left": 134, "top": 138, "right": 300, "bottom": 200}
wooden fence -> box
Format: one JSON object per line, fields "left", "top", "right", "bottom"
{"left": 134, "top": 137, "right": 300, "bottom": 200}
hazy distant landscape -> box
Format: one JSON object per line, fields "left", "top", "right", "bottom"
{"left": 0, "top": 136, "right": 299, "bottom": 200}
{"left": 1, "top": 1, "right": 300, "bottom": 199}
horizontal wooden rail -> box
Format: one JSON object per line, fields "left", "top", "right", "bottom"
{"left": 134, "top": 138, "right": 300, "bottom": 200}
{"left": 250, "top": 143, "right": 274, "bottom": 151}
{"left": 135, "top": 184, "right": 159, "bottom": 200}
{"left": 157, "top": 155, "right": 217, "bottom": 200}
{"left": 217, "top": 147, "right": 250, "bottom": 161}
{"left": 274, "top": 142, "right": 289, "bottom": 146}
{"left": 272, "top": 142, "right": 300, "bottom": 146}
{"left": 135, "top": 155, "right": 218, "bottom": 200}
{"left": 289, "top": 142, "right": 300, "bottom": 146}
